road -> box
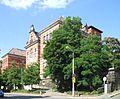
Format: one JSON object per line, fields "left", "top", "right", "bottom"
{"left": 2, "top": 93, "right": 45, "bottom": 99}
{"left": 2, "top": 93, "right": 73, "bottom": 99}
{"left": 2, "top": 92, "right": 120, "bottom": 99}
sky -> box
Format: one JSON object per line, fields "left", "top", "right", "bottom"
{"left": 0, "top": 0, "right": 120, "bottom": 58}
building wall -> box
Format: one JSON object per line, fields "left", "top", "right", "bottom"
{"left": 8, "top": 54, "right": 26, "bottom": 67}
{"left": 87, "top": 28, "right": 101, "bottom": 36}
{"left": 25, "top": 17, "right": 63, "bottom": 79}
{"left": 40, "top": 22, "right": 61, "bottom": 79}
{"left": 1, "top": 55, "right": 8, "bottom": 70}
{"left": 26, "top": 43, "right": 40, "bottom": 66}
{"left": 1, "top": 54, "right": 26, "bottom": 71}
{"left": 25, "top": 27, "right": 40, "bottom": 66}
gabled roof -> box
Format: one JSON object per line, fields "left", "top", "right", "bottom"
{"left": 2, "top": 48, "right": 26, "bottom": 58}
{"left": 9, "top": 48, "right": 26, "bottom": 56}
{"left": 88, "top": 26, "right": 103, "bottom": 33}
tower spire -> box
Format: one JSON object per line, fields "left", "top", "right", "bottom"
{"left": 30, "top": 24, "right": 35, "bottom": 32}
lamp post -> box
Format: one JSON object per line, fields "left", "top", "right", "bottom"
{"left": 66, "top": 46, "right": 75, "bottom": 97}
{"left": 103, "top": 76, "right": 107, "bottom": 94}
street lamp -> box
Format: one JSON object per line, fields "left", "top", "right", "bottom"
{"left": 66, "top": 46, "right": 75, "bottom": 97}
{"left": 103, "top": 76, "right": 107, "bottom": 94}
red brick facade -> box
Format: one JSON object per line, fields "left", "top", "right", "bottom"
{"left": 81, "top": 24, "right": 102, "bottom": 36}
{"left": 1, "top": 48, "right": 26, "bottom": 71}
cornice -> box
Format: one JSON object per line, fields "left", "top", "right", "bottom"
{"left": 39, "top": 18, "right": 63, "bottom": 36}
{"left": 25, "top": 40, "right": 40, "bottom": 49}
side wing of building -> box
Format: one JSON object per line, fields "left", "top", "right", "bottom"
{"left": 1, "top": 48, "right": 26, "bottom": 71}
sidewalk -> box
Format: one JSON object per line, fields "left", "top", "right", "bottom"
{"left": 9, "top": 89, "right": 120, "bottom": 99}
{"left": 108, "top": 90, "right": 120, "bottom": 97}
{"left": 42, "top": 90, "right": 120, "bottom": 99}
{"left": 42, "top": 90, "right": 100, "bottom": 99}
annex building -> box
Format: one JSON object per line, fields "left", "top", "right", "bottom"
{"left": 1, "top": 48, "right": 26, "bottom": 71}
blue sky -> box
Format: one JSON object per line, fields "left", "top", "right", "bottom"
{"left": 0, "top": 0, "right": 120, "bottom": 58}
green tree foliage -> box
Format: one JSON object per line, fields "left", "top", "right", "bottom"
{"left": 23, "top": 63, "right": 40, "bottom": 86}
{"left": 102, "top": 37, "right": 120, "bottom": 69}
{"left": 43, "top": 16, "right": 112, "bottom": 92}
{"left": 1, "top": 68, "right": 9, "bottom": 90}
{"left": 1, "top": 61, "right": 25, "bottom": 90}
{"left": 1, "top": 62, "right": 40, "bottom": 90}
{"left": 77, "top": 35, "right": 110, "bottom": 90}
{"left": 7, "top": 61, "right": 21, "bottom": 90}
{"left": 43, "top": 16, "right": 83, "bottom": 91}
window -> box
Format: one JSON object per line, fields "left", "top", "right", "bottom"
{"left": 49, "top": 33, "right": 52, "bottom": 39}
{"left": 29, "top": 48, "right": 33, "bottom": 58}
{"left": 34, "top": 48, "right": 36, "bottom": 57}
{"left": 46, "top": 34, "right": 48, "bottom": 41}
{"left": 44, "top": 34, "right": 50, "bottom": 42}
{"left": 31, "top": 35, "right": 33, "bottom": 40}
{"left": 3, "top": 58, "right": 7, "bottom": 64}
{"left": 43, "top": 36, "right": 46, "bottom": 42}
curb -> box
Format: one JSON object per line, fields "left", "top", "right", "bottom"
{"left": 109, "top": 91, "right": 120, "bottom": 98}
{"left": 10, "top": 92, "right": 41, "bottom": 96}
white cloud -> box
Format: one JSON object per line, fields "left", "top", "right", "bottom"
{"left": 0, "top": 0, "right": 38, "bottom": 9}
{"left": 40, "top": 0, "right": 74, "bottom": 9}
{"left": 0, "top": 0, "right": 74, "bottom": 9}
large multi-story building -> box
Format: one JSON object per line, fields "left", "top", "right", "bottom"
{"left": 25, "top": 16, "right": 102, "bottom": 80}
{"left": 1, "top": 48, "right": 26, "bottom": 71}
{"left": 25, "top": 16, "right": 64, "bottom": 79}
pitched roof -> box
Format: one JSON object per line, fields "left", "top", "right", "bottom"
{"left": 88, "top": 26, "right": 103, "bottom": 33}
{"left": 8, "top": 48, "right": 26, "bottom": 57}
{"left": 2, "top": 48, "right": 26, "bottom": 58}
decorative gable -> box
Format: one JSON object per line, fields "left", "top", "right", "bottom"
{"left": 25, "top": 25, "right": 40, "bottom": 49}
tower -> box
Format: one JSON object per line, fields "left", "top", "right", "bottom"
{"left": 25, "top": 25, "right": 40, "bottom": 67}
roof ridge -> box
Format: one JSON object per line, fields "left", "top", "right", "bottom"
{"left": 39, "top": 16, "right": 64, "bottom": 35}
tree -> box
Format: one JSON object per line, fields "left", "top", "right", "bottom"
{"left": 76, "top": 35, "right": 110, "bottom": 91}
{"left": 1, "top": 61, "right": 24, "bottom": 90}
{"left": 7, "top": 61, "right": 21, "bottom": 90}
{"left": 43, "top": 16, "right": 83, "bottom": 91}
{"left": 43, "top": 16, "right": 112, "bottom": 91}
{"left": 23, "top": 63, "right": 40, "bottom": 88}
{"left": 102, "top": 37, "right": 120, "bottom": 69}
{"left": 1, "top": 68, "right": 10, "bottom": 90}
